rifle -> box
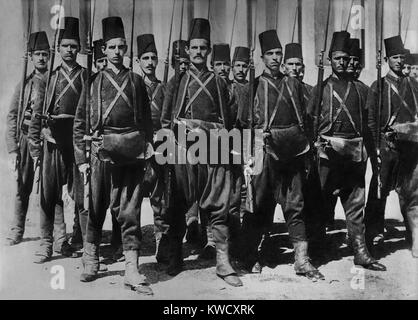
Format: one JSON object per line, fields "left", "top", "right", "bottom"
{"left": 313, "top": 0, "right": 331, "bottom": 142}
{"left": 35, "top": 0, "right": 63, "bottom": 193}
{"left": 163, "top": 0, "right": 185, "bottom": 210}
{"left": 244, "top": 0, "right": 258, "bottom": 214}
{"left": 375, "top": 0, "right": 384, "bottom": 199}
{"left": 82, "top": 0, "right": 94, "bottom": 210}
{"left": 163, "top": 0, "right": 176, "bottom": 84}
{"left": 129, "top": 0, "right": 136, "bottom": 69}
{"left": 16, "top": 2, "right": 33, "bottom": 172}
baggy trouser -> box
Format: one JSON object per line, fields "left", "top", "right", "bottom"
{"left": 39, "top": 142, "right": 75, "bottom": 254}
{"left": 8, "top": 134, "right": 34, "bottom": 240}
{"left": 241, "top": 154, "right": 308, "bottom": 267}
{"left": 85, "top": 155, "right": 146, "bottom": 251}
{"left": 396, "top": 142, "right": 418, "bottom": 256}
{"left": 167, "top": 162, "right": 236, "bottom": 276}
{"left": 364, "top": 138, "right": 399, "bottom": 240}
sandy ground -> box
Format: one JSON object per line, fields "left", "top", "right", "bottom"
{"left": 0, "top": 158, "right": 417, "bottom": 300}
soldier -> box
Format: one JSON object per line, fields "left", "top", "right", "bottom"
{"left": 410, "top": 53, "right": 418, "bottom": 81}
{"left": 212, "top": 43, "right": 231, "bottom": 82}
{"left": 323, "top": 38, "right": 368, "bottom": 232}
{"left": 93, "top": 39, "right": 107, "bottom": 71}
{"left": 231, "top": 46, "right": 250, "bottom": 128}
{"left": 308, "top": 31, "right": 385, "bottom": 271}
{"left": 93, "top": 38, "right": 123, "bottom": 259}
{"left": 282, "top": 43, "right": 312, "bottom": 103}
{"left": 160, "top": 18, "right": 243, "bottom": 287}
{"left": 136, "top": 33, "right": 169, "bottom": 264}
{"left": 403, "top": 50, "right": 412, "bottom": 77}
{"left": 5, "top": 31, "right": 60, "bottom": 246}
{"left": 171, "top": 40, "right": 189, "bottom": 75}
{"left": 281, "top": 42, "right": 325, "bottom": 252}
{"left": 240, "top": 30, "right": 324, "bottom": 280}
{"left": 347, "top": 39, "right": 364, "bottom": 81}
{"left": 365, "top": 35, "right": 418, "bottom": 258}
{"left": 73, "top": 16, "right": 154, "bottom": 295}
{"left": 29, "top": 17, "right": 87, "bottom": 263}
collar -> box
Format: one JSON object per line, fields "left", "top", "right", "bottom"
{"left": 144, "top": 75, "right": 160, "bottom": 88}
{"left": 189, "top": 63, "right": 209, "bottom": 77}
{"left": 261, "top": 70, "right": 284, "bottom": 81}
{"left": 386, "top": 70, "right": 404, "bottom": 84}
{"left": 233, "top": 79, "right": 247, "bottom": 86}
{"left": 106, "top": 62, "right": 127, "bottom": 75}
{"left": 61, "top": 61, "right": 79, "bottom": 74}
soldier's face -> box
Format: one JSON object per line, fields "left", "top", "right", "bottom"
{"left": 139, "top": 52, "right": 158, "bottom": 76}
{"left": 283, "top": 57, "right": 303, "bottom": 79}
{"left": 178, "top": 58, "right": 190, "bottom": 74}
{"left": 232, "top": 60, "right": 249, "bottom": 82}
{"left": 31, "top": 50, "right": 49, "bottom": 71}
{"left": 387, "top": 54, "right": 405, "bottom": 74}
{"left": 330, "top": 51, "right": 349, "bottom": 75}
{"left": 411, "top": 65, "right": 418, "bottom": 79}
{"left": 59, "top": 39, "right": 80, "bottom": 63}
{"left": 213, "top": 61, "right": 231, "bottom": 80}
{"left": 347, "top": 56, "right": 360, "bottom": 74}
{"left": 402, "top": 63, "right": 411, "bottom": 76}
{"left": 104, "top": 38, "right": 127, "bottom": 67}
{"left": 262, "top": 48, "right": 283, "bottom": 73}
{"left": 186, "top": 39, "right": 211, "bottom": 66}
{"left": 95, "top": 58, "right": 107, "bottom": 71}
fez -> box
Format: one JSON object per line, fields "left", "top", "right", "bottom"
{"left": 284, "top": 43, "right": 303, "bottom": 61}
{"left": 405, "top": 50, "right": 413, "bottom": 65}
{"left": 189, "top": 18, "right": 211, "bottom": 43}
{"left": 348, "top": 38, "right": 362, "bottom": 58}
{"left": 137, "top": 34, "right": 157, "bottom": 58}
{"left": 328, "top": 31, "right": 350, "bottom": 57}
{"left": 409, "top": 53, "right": 418, "bottom": 66}
{"left": 212, "top": 43, "right": 231, "bottom": 64}
{"left": 93, "top": 39, "right": 105, "bottom": 62}
{"left": 58, "top": 17, "right": 80, "bottom": 43}
{"left": 28, "top": 31, "right": 50, "bottom": 52}
{"left": 232, "top": 46, "right": 250, "bottom": 64}
{"left": 259, "top": 30, "right": 282, "bottom": 55}
{"left": 384, "top": 35, "right": 408, "bottom": 57}
{"left": 102, "top": 17, "right": 125, "bottom": 43}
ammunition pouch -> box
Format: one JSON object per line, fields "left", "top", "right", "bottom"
{"left": 389, "top": 122, "right": 418, "bottom": 145}
{"left": 265, "top": 125, "right": 310, "bottom": 161}
{"left": 93, "top": 128, "right": 147, "bottom": 165}
{"left": 317, "top": 135, "right": 367, "bottom": 162}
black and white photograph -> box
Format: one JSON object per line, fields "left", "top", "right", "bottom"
{"left": 0, "top": 0, "right": 417, "bottom": 303}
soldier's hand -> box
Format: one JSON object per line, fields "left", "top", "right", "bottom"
{"left": 32, "top": 157, "right": 39, "bottom": 170}
{"left": 8, "top": 152, "right": 18, "bottom": 172}
{"left": 262, "top": 131, "right": 272, "bottom": 140}
{"left": 78, "top": 163, "right": 90, "bottom": 178}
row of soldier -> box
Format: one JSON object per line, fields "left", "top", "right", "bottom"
{"left": 5, "top": 15, "right": 418, "bottom": 296}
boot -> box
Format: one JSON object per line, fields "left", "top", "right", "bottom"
{"left": 293, "top": 241, "right": 325, "bottom": 281}
{"left": 167, "top": 237, "right": 184, "bottom": 276}
{"left": 352, "top": 235, "right": 386, "bottom": 271}
{"left": 80, "top": 242, "right": 99, "bottom": 282}
{"left": 405, "top": 210, "right": 418, "bottom": 258}
{"left": 123, "top": 250, "right": 153, "bottom": 295}
{"left": 155, "top": 230, "right": 170, "bottom": 264}
{"left": 212, "top": 225, "right": 243, "bottom": 287}
{"left": 199, "top": 225, "right": 216, "bottom": 260}
{"left": 33, "top": 242, "right": 53, "bottom": 264}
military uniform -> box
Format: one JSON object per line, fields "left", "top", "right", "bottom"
{"left": 161, "top": 18, "right": 242, "bottom": 286}
{"left": 28, "top": 19, "right": 87, "bottom": 262}
{"left": 308, "top": 31, "right": 385, "bottom": 270}
{"left": 365, "top": 36, "right": 418, "bottom": 257}
{"left": 136, "top": 33, "right": 168, "bottom": 263}
{"left": 5, "top": 32, "right": 56, "bottom": 244}
{"left": 241, "top": 30, "right": 322, "bottom": 279}
{"left": 74, "top": 17, "right": 154, "bottom": 295}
